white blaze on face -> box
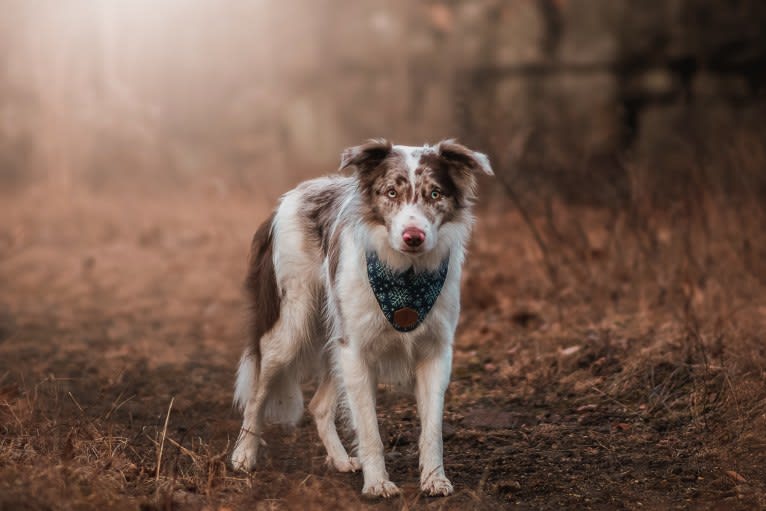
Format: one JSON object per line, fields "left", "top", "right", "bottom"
{"left": 388, "top": 145, "right": 438, "bottom": 253}
{"left": 398, "top": 145, "right": 421, "bottom": 193}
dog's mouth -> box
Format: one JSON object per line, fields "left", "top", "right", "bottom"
{"left": 398, "top": 245, "right": 427, "bottom": 255}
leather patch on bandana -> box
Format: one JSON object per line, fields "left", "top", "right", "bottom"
{"left": 393, "top": 307, "right": 419, "bottom": 329}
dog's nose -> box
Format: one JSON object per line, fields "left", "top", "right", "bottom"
{"left": 402, "top": 227, "right": 425, "bottom": 248}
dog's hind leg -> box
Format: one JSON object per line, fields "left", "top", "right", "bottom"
{"left": 231, "top": 338, "right": 283, "bottom": 471}
{"left": 309, "top": 368, "right": 360, "bottom": 472}
{"left": 232, "top": 191, "right": 324, "bottom": 472}
{"left": 231, "top": 299, "right": 311, "bottom": 472}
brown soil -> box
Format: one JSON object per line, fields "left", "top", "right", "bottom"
{"left": 1, "top": 186, "right": 765, "bottom": 510}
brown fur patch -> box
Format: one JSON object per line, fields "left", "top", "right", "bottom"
{"left": 327, "top": 219, "right": 344, "bottom": 284}
{"left": 339, "top": 139, "right": 407, "bottom": 227}
{"left": 358, "top": 153, "right": 413, "bottom": 227}
{"left": 413, "top": 163, "right": 461, "bottom": 224}
{"left": 297, "top": 180, "right": 354, "bottom": 284}
{"left": 418, "top": 152, "right": 476, "bottom": 211}
{"left": 339, "top": 138, "right": 392, "bottom": 174}
{"left": 300, "top": 181, "right": 350, "bottom": 256}
{"left": 244, "top": 211, "right": 280, "bottom": 367}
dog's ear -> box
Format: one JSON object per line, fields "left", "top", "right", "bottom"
{"left": 339, "top": 138, "right": 393, "bottom": 173}
{"left": 436, "top": 139, "right": 494, "bottom": 176}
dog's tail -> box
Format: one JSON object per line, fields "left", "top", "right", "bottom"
{"left": 236, "top": 350, "right": 305, "bottom": 424}
{"left": 233, "top": 347, "right": 257, "bottom": 412}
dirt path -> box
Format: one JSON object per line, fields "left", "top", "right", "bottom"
{"left": 1, "top": 190, "right": 764, "bottom": 510}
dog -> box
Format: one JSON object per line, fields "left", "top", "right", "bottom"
{"left": 230, "top": 138, "right": 493, "bottom": 498}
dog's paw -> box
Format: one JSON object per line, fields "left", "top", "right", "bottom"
{"left": 328, "top": 455, "right": 361, "bottom": 473}
{"left": 230, "top": 441, "right": 258, "bottom": 472}
{"left": 421, "top": 475, "right": 454, "bottom": 497}
{"left": 362, "top": 479, "right": 401, "bottom": 499}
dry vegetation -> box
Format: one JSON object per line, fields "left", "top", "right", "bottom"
{"left": 1, "top": 135, "right": 765, "bottom": 511}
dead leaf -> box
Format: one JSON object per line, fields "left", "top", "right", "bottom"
{"left": 725, "top": 470, "right": 747, "bottom": 483}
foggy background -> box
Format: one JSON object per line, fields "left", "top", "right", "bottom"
{"left": 2, "top": 0, "right": 765, "bottom": 199}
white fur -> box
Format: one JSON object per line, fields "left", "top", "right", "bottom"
{"left": 396, "top": 144, "right": 424, "bottom": 193}
{"left": 233, "top": 349, "right": 255, "bottom": 411}
{"left": 231, "top": 142, "right": 488, "bottom": 498}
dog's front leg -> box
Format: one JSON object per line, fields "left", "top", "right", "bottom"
{"left": 415, "top": 347, "right": 454, "bottom": 496}
{"left": 338, "top": 347, "right": 400, "bottom": 498}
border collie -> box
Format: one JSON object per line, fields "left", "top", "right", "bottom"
{"left": 231, "top": 139, "right": 492, "bottom": 498}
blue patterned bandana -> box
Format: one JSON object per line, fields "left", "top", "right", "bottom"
{"left": 366, "top": 251, "right": 450, "bottom": 332}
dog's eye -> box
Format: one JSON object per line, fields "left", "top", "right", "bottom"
{"left": 430, "top": 189, "right": 441, "bottom": 200}
{"left": 386, "top": 189, "right": 397, "bottom": 199}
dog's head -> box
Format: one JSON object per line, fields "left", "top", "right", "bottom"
{"left": 340, "top": 139, "right": 493, "bottom": 257}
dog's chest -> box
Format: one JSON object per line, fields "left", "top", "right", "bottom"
{"left": 335, "top": 251, "right": 456, "bottom": 357}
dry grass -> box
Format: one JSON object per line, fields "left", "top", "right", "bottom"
{"left": 1, "top": 142, "right": 765, "bottom": 510}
